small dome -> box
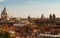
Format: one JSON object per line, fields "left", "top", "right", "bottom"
{"left": 28, "top": 15, "right": 31, "bottom": 21}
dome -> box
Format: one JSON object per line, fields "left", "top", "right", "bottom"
{"left": 1, "top": 7, "right": 9, "bottom": 21}
{"left": 1, "top": 7, "right": 7, "bottom": 15}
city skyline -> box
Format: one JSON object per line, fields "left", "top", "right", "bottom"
{"left": 0, "top": 0, "right": 60, "bottom": 18}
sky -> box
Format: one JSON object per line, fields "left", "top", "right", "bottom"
{"left": 0, "top": 0, "right": 60, "bottom": 18}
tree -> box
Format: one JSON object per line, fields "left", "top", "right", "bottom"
{"left": 0, "top": 30, "right": 11, "bottom": 38}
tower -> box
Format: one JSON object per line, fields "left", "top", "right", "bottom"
{"left": 49, "top": 14, "right": 52, "bottom": 19}
{"left": 41, "top": 14, "right": 45, "bottom": 19}
{"left": 1, "top": 7, "right": 9, "bottom": 21}
{"left": 53, "top": 13, "right": 56, "bottom": 19}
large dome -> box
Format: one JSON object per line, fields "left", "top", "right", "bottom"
{"left": 1, "top": 7, "right": 7, "bottom": 15}
{"left": 1, "top": 7, "right": 9, "bottom": 21}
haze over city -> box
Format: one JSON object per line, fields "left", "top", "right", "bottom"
{"left": 0, "top": 0, "right": 60, "bottom": 18}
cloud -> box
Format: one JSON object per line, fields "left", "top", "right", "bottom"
{"left": 0, "top": 0, "right": 4, "bottom": 2}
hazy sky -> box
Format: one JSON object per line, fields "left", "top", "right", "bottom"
{"left": 0, "top": 0, "right": 60, "bottom": 18}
